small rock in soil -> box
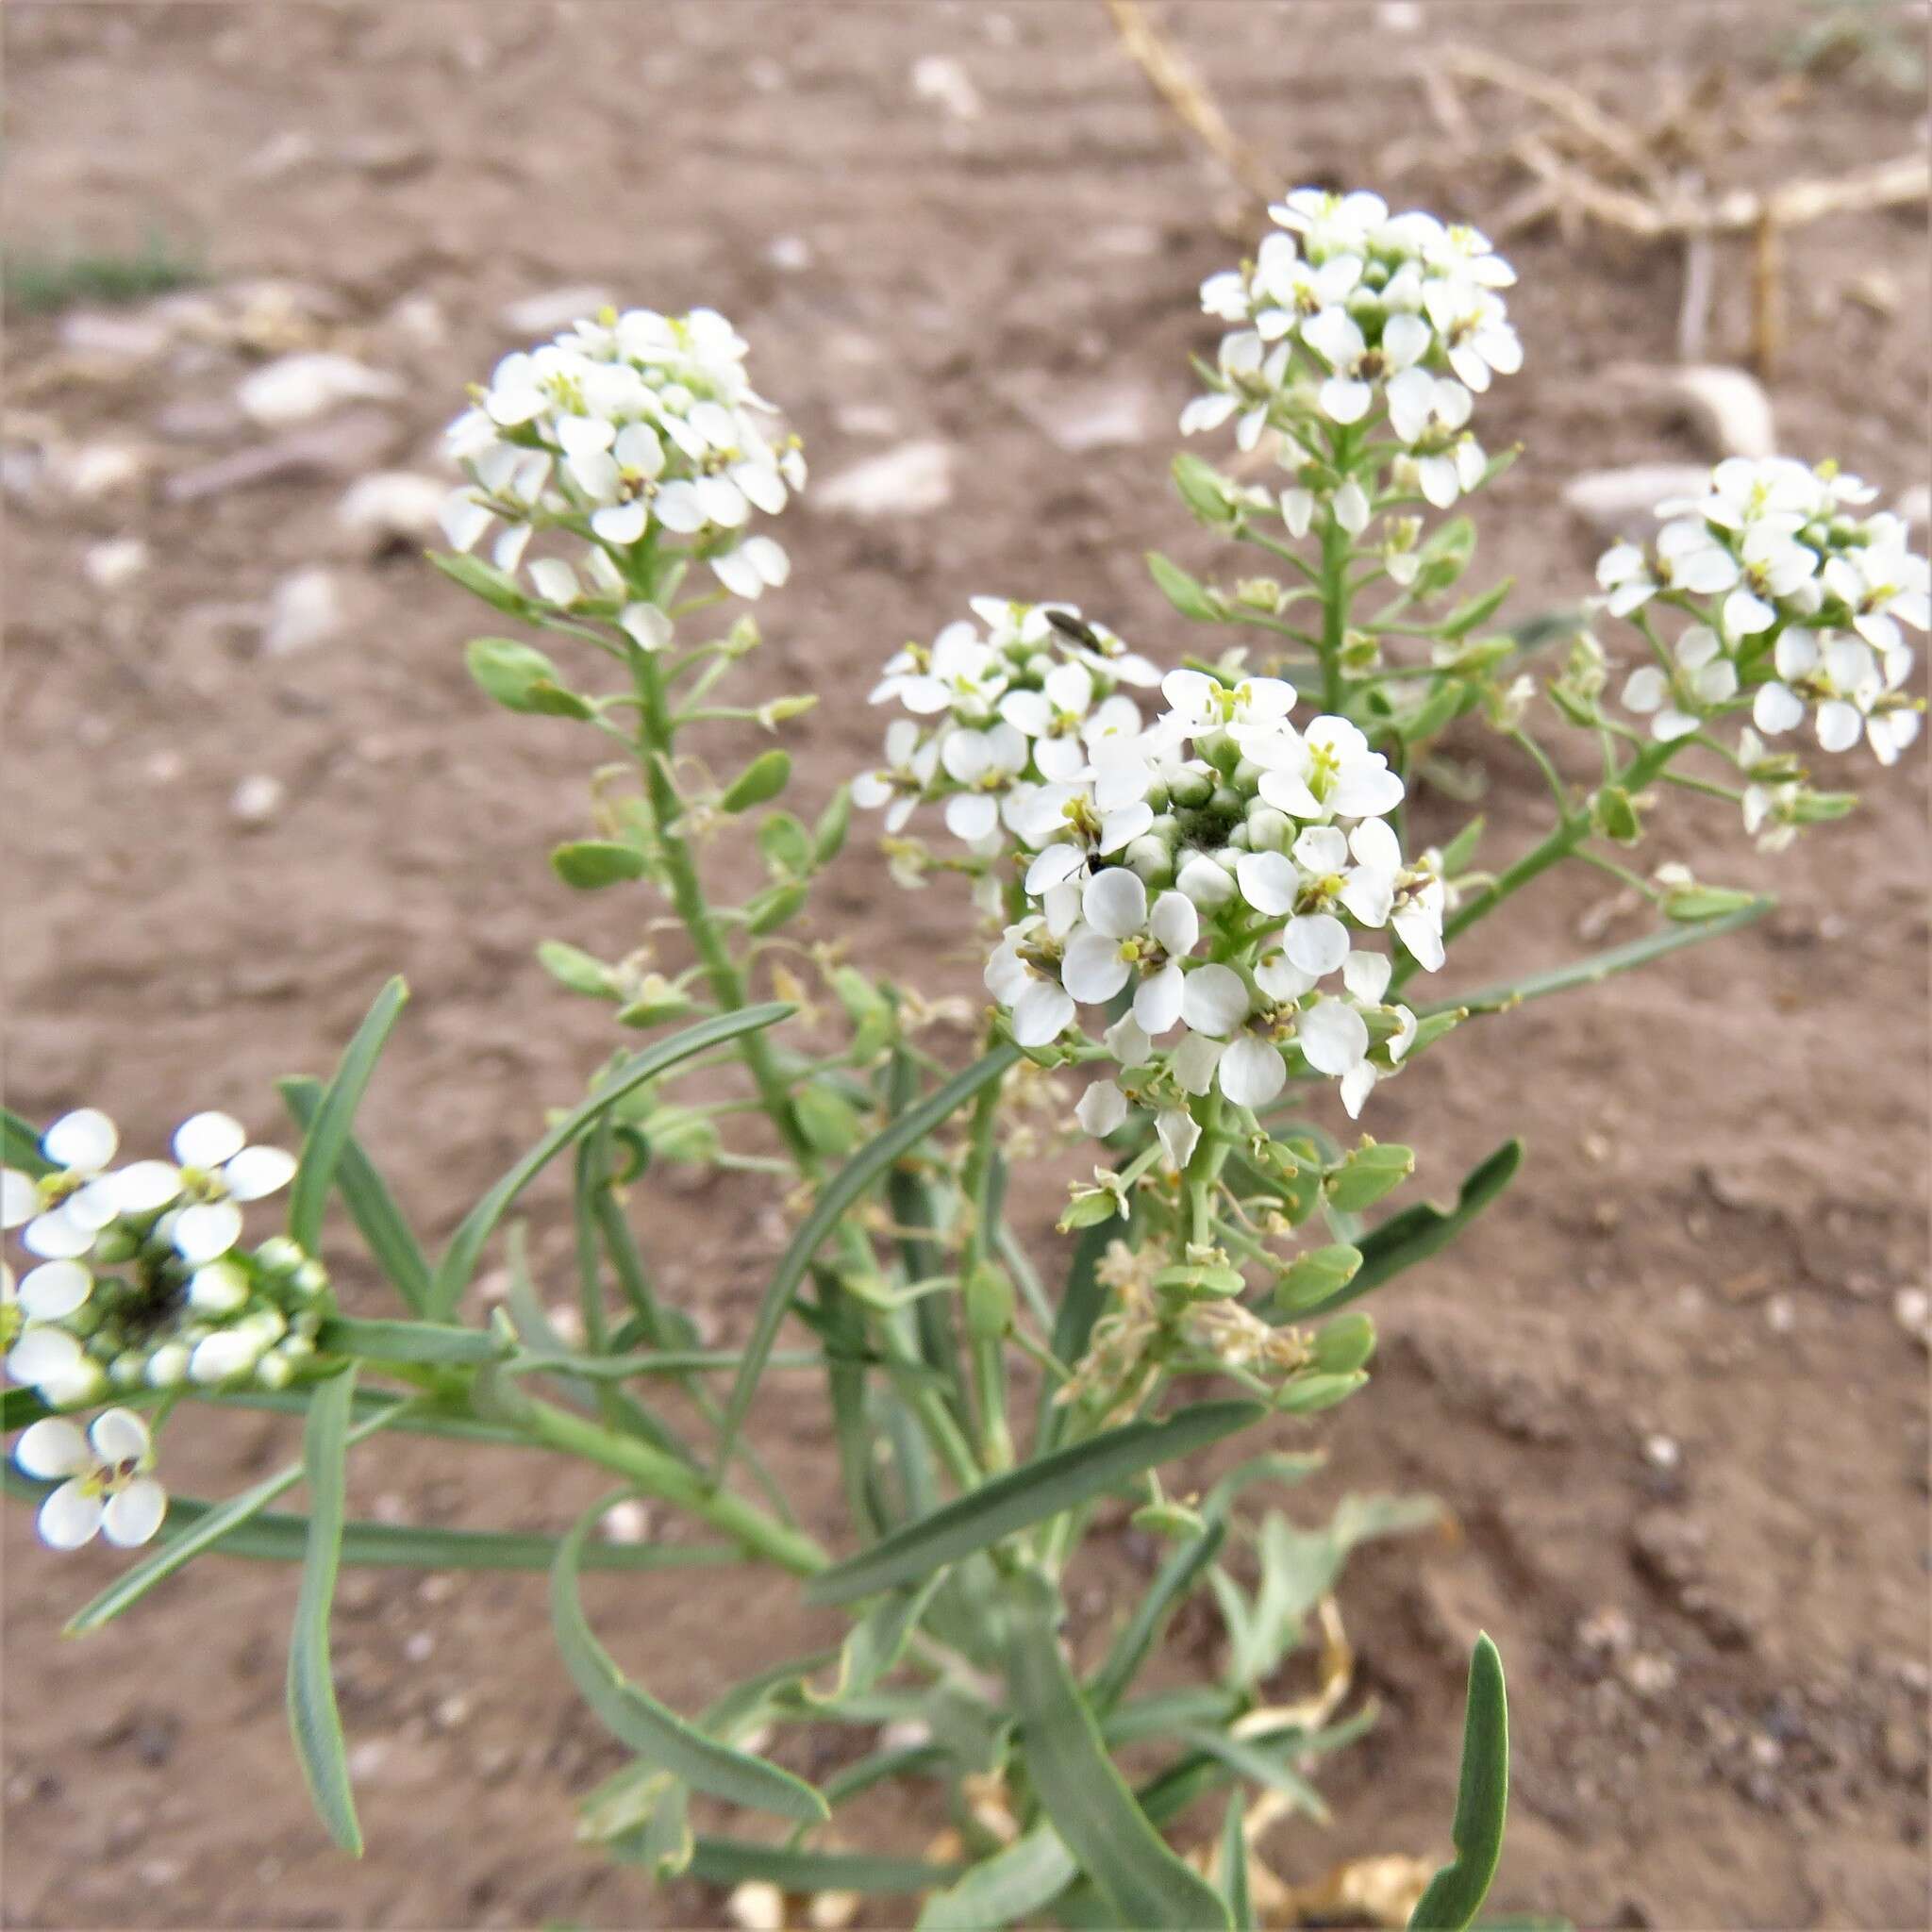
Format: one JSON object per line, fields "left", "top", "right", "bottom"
{"left": 498, "top": 286, "right": 612, "bottom": 336}
{"left": 1630, "top": 1507, "right": 1707, "bottom": 1596}
{"left": 61, "top": 442, "right": 149, "bottom": 499}
{"left": 237, "top": 352, "right": 403, "bottom": 427}
{"left": 335, "top": 471, "right": 447, "bottom": 554}
{"left": 1561, "top": 464, "right": 1710, "bottom": 540}
{"left": 165, "top": 408, "right": 401, "bottom": 503}
{"left": 910, "top": 54, "right": 982, "bottom": 122}
{"left": 229, "top": 773, "right": 288, "bottom": 827}
{"left": 83, "top": 538, "right": 149, "bottom": 591}
{"left": 814, "top": 441, "right": 954, "bottom": 517}
{"left": 59, "top": 309, "right": 173, "bottom": 364}
{"left": 262, "top": 567, "right": 343, "bottom": 656}
{"left": 1602, "top": 362, "right": 1777, "bottom": 459}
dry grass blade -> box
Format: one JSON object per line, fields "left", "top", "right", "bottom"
{"left": 1102, "top": 0, "right": 1279, "bottom": 208}
{"left": 1442, "top": 43, "right": 1666, "bottom": 190}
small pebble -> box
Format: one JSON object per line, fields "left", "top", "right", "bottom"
{"left": 727, "top": 1879, "right": 787, "bottom": 1932}
{"left": 83, "top": 538, "right": 149, "bottom": 591}
{"left": 1643, "top": 1432, "right": 1681, "bottom": 1470}
{"left": 228, "top": 774, "right": 287, "bottom": 827}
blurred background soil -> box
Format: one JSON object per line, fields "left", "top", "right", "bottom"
{"left": 2, "top": 4, "right": 1927, "bottom": 1926}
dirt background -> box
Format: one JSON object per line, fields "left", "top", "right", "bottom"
{"left": 3, "top": 3, "right": 1929, "bottom": 1928}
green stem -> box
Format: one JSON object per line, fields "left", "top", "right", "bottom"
{"left": 516, "top": 1394, "right": 827, "bottom": 1575}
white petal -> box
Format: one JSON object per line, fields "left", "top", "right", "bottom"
{"left": 172, "top": 1200, "right": 244, "bottom": 1265}
{"left": 1134, "top": 961, "right": 1187, "bottom": 1037}
{"left": 101, "top": 1479, "right": 167, "bottom": 1547}
{"left": 1234, "top": 851, "right": 1298, "bottom": 916}
{"left": 1179, "top": 964, "right": 1249, "bottom": 1037}
{"left": 1011, "top": 979, "right": 1075, "bottom": 1047}
{"left": 173, "top": 1111, "right": 246, "bottom": 1169}
{"left": 1075, "top": 1081, "right": 1129, "bottom": 1138}
{"left": 89, "top": 1407, "right": 151, "bottom": 1464}
{"left": 224, "top": 1145, "right": 297, "bottom": 1202}
{"left": 8, "top": 1326, "right": 88, "bottom": 1391}
{"left": 1320, "top": 377, "right": 1372, "bottom": 425}
{"left": 42, "top": 1109, "right": 117, "bottom": 1174}
{"left": 18, "top": 1260, "right": 91, "bottom": 1322}
{"left": 22, "top": 1207, "right": 95, "bottom": 1260}
{"left": 1392, "top": 903, "right": 1447, "bottom": 973}
{"left": 1284, "top": 912, "right": 1350, "bottom": 976}
{"left": 945, "top": 792, "right": 999, "bottom": 841}
{"left": 39, "top": 1480, "right": 104, "bottom": 1550}
{"left": 2, "top": 1167, "right": 38, "bottom": 1229}
{"left": 1082, "top": 867, "right": 1148, "bottom": 940}
{"left": 1062, "top": 933, "right": 1133, "bottom": 1006}
{"left": 64, "top": 1177, "right": 122, "bottom": 1232}
{"left": 110, "top": 1159, "right": 184, "bottom": 1214}
{"left": 1218, "top": 1035, "right": 1287, "bottom": 1108}
{"left": 1156, "top": 1109, "right": 1201, "bottom": 1170}
{"left": 1342, "top": 950, "right": 1393, "bottom": 1003}
{"left": 14, "top": 1417, "right": 92, "bottom": 1479}
{"left": 1147, "top": 891, "right": 1199, "bottom": 957}
{"left": 1623, "top": 667, "right": 1667, "bottom": 714}
{"left": 1815, "top": 700, "right": 1862, "bottom": 754}
{"left": 1298, "top": 999, "right": 1370, "bottom": 1075}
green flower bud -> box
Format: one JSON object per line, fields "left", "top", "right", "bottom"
{"left": 1208, "top": 785, "right": 1244, "bottom": 819}
{"left": 1246, "top": 806, "right": 1293, "bottom": 853}
{"left": 256, "top": 1351, "right": 294, "bottom": 1391}
{"left": 257, "top": 1237, "right": 304, "bottom": 1275}
{"left": 1167, "top": 768, "right": 1213, "bottom": 808}
{"left": 1124, "top": 836, "right": 1176, "bottom": 888}
{"left": 146, "top": 1342, "right": 191, "bottom": 1389}
{"left": 92, "top": 1225, "right": 138, "bottom": 1265}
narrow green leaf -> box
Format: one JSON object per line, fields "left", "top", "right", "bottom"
{"left": 63, "top": 1402, "right": 411, "bottom": 1634}
{"left": 1176, "top": 1725, "right": 1328, "bottom": 1822}
{"left": 551, "top": 840, "right": 647, "bottom": 889}
{"left": 676, "top": 1837, "right": 958, "bottom": 1895}
{"left": 1007, "top": 1570, "right": 1230, "bottom": 1931}
{"left": 276, "top": 1076, "right": 431, "bottom": 1315}
{"left": 719, "top": 746, "right": 791, "bottom": 812}
{"left": 1409, "top": 1634, "right": 1509, "bottom": 1931}
{"left": 714, "top": 1042, "right": 1020, "bottom": 1480}
{"left": 2, "top": 1108, "right": 51, "bottom": 1176}
{"left": 918, "top": 1824, "right": 1078, "bottom": 1931}
{"left": 548, "top": 1502, "right": 828, "bottom": 1824}
{"left": 287, "top": 979, "right": 408, "bottom": 1257}
{"left": 798, "top": 1574, "right": 943, "bottom": 1708}
{"left": 1221, "top": 1791, "right": 1252, "bottom": 1930}
{"left": 1037, "top": 1216, "right": 1116, "bottom": 1452}
{"left": 1147, "top": 549, "right": 1221, "bottom": 622}
{"left": 1424, "top": 898, "right": 1774, "bottom": 1019}
{"left": 286, "top": 1368, "right": 361, "bottom": 1855}
{"left": 807, "top": 1400, "right": 1261, "bottom": 1607}
{"left": 429, "top": 1004, "right": 791, "bottom": 1319}
{"left": 316, "top": 1316, "right": 502, "bottom": 1365}
{"left": 1307, "top": 1141, "right": 1523, "bottom": 1311}
{"left": 1087, "top": 1518, "right": 1226, "bottom": 1710}
{"left": 2, "top": 1386, "right": 56, "bottom": 1433}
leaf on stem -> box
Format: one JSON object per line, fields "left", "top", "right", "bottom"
{"left": 1407, "top": 1633, "right": 1509, "bottom": 1930}
{"left": 429, "top": 1004, "right": 791, "bottom": 1319}
{"left": 712, "top": 1042, "right": 1020, "bottom": 1482}
{"left": 806, "top": 1400, "right": 1261, "bottom": 1607}
{"left": 1006, "top": 1568, "right": 1231, "bottom": 1931}
{"left": 548, "top": 1500, "right": 828, "bottom": 1824}
{"left": 286, "top": 1368, "right": 362, "bottom": 1855}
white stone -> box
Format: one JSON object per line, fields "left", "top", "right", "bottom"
{"left": 910, "top": 54, "right": 982, "bottom": 122}
{"left": 83, "top": 538, "right": 149, "bottom": 591}
{"left": 229, "top": 774, "right": 287, "bottom": 826}
{"left": 498, "top": 286, "right": 612, "bottom": 336}
{"left": 1561, "top": 464, "right": 1712, "bottom": 541}
{"left": 1603, "top": 362, "right": 1776, "bottom": 460}
{"left": 766, "top": 234, "right": 812, "bottom": 272}
{"left": 262, "top": 568, "right": 342, "bottom": 656}
{"left": 598, "top": 1499, "right": 652, "bottom": 1545}
{"left": 237, "top": 353, "right": 402, "bottom": 427}
{"left": 58, "top": 309, "right": 171, "bottom": 362}
{"left": 814, "top": 441, "right": 954, "bottom": 517}
{"left": 336, "top": 471, "right": 446, "bottom": 551}
{"left": 61, "top": 442, "right": 147, "bottom": 499}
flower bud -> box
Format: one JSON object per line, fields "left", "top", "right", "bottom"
{"left": 1124, "top": 836, "right": 1176, "bottom": 888}
{"left": 191, "top": 1329, "right": 263, "bottom": 1386}
{"left": 189, "top": 1262, "right": 250, "bottom": 1317}
{"left": 1245, "top": 806, "right": 1293, "bottom": 853}
{"left": 257, "top": 1237, "right": 303, "bottom": 1275}
{"left": 1167, "top": 767, "right": 1213, "bottom": 808}
{"left": 255, "top": 1351, "right": 294, "bottom": 1391}
{"left": 146, "top": 1342, "right": 191, "bottom": 1389}
{"left": 1176, "top": 854, "right": 1238, "bottom": 908}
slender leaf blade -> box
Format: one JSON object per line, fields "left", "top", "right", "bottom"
{"left": 277, "top": 1076, "right": 431, "bottom": 1314}
{"left": 714, "top": 1043, "right": 1020, "bottom": 1478}
{"left": 548, "top": 1503, "right": 828, "bottom": 1824}
{"left": 63, "top": 1402, "right": 410, "bottom": 1634}
{"left": 286, "top": 1368, "right": 361, "bottom": 1854}
{"left": 1409, "top": 1634, "right": 1509, "bottom": 1930}
{"left": 1087, "top": 1518, "right": 1226, "bottom": 1711}
{"left": 2, "top": 1108, "right": 51, "bottom": 1176}
{"left": 918, "top": 1824, "right": 1078, "bottom": 1931}
{"left": 286, "top": 977, "right": 408, "bottom": 1256}
{"left": 1007, "top": 1570, "right": 1230, "bottom": 1931}
{"left": 806, "top": 1400, "right": 1261, "bottom": 1607}
{"left": 431, "top": 1004, "right": 791, "bottom": 1318}
{"left": 316, "top": 1316, "right": 502, "bottom": 1366}
{"left": 1222, "top": 1792, "right": 1251, "bottom": 1930}
{"left": 678, "top": 1837, "right": 958, "bottom": 1895}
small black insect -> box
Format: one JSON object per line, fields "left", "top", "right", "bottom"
{"left": 1043, "top": 608, "right": 1108, "bottom": 654}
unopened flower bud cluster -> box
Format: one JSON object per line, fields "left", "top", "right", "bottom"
{"left": 858, "top": 600, "right": 1444, "bottom": 1131}
{"left": 440, "top": 305, "right": 804, "bottom": 619}
{"left": 1183, "top": 187, "right": 1520, "bottom": 517}
{"left": 6, "top": 1110, "right": 334, "bottom": 1549}
{"left": 1593, "top": 458, "right": 1926, "bottom": 841}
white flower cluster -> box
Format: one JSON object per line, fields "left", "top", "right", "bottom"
{"left": 5, "top": 1109, "right": 328, "bottom": 1413}
{"left": 1598, "top": 458, "right": 1926, "bottom": 767}
{"left": 1183, "top": 188, "right": 1520, "bottom": 512}
{"left": 440, "top": 306, "right": 804, "bottom": 613}
{"left": 858, "top": 602, "right": 1445, "bottom": 1127}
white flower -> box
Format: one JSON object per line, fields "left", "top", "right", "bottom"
{"left": 117, "top": 1113, "right": 298, "bottom": 1267}
{"left": 1159, "top": 668, "right": 1297, "bottom": 749}
{"left": 853, "top": 719, "right": 941, "bottom": 832}
{"left": 872, "top": 623, "right": 1008, "bottom": 719}
{"left": 1300, "top": 306, "right": 1430, "bottom": 425}
{"left": 1270, "top": 188, "right": 1390, "bottom": 256}
{"left": 1253, "top": 715, "right": 1405, "bottom": 820}
{"left": 1420, "top": 281, "right": 1523, "bottom": 392}
{"left": 986, "top": 923, "right": 1075, "bottom": 1048}
{"left": 7, "top": 1324, "right": 105, "bottom": 1407}
{"left": 3, "top": 1109, "right": 121, "bottom": 1261}
{"left": 940, "top": 722, "right": 1030, "bottom": 841}
{"left": 1823, "top": 536, "right": 1931, "bottom": 656}
{"left": 1060, "top": 873, "right": 1200, "bottom": 1035}
{"left": 1296, "top": 996, "right": 1372, "bottom": 1076}
{"left": 712, "top": 535, "right": 791, "bottom": 601}
{"left": 14, "top": 1407, "right": 166, "bottom": 1551}
{"left": 1595, "top": 541, "right": 1659, "bottom": 618}
{"left": 1172, "top": 968, "right": 1289, "bottom": 1108}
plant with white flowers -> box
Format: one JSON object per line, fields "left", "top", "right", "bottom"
{"left": 8, "top": 207, "right": 1921, "bottom": 1930}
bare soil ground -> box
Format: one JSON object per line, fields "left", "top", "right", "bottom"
{"left": 3, "top": 4, "right": 1928, "bottom": 1927}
